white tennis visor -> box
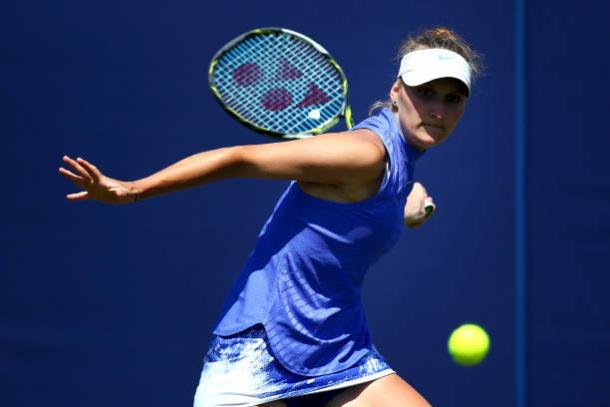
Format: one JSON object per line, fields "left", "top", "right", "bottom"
{"left": 398, "top": 48, "right": 472, "bottom": 96}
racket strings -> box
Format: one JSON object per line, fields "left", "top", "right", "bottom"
{"left": 270, "top": 36, "right": 344, "bottom": 133}
{"left": 219, "top": 34, "right": 338, "bottom": 131}
{"left": 215, "top": 39, "right": 286, "bottom": 129}
{"left": 212, "top": 32, "right": 346, "bottom": 135}
{"left": 227, "top": 35, "right": 342, "bottom": 133}
{"left": 257, "top": 35, "right": 339, "bottom": 132}
{"left": 216, "top": 39, "right": 276, "bottom": 122}
{"left": 236, "top": 35, "right": 314, "bottom": 130}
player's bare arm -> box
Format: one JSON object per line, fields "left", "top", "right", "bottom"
{"left": 59, "top": 129, "right": 386, "bottom": 204}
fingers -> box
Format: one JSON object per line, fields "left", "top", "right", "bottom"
{"left": 58, "top": 166, "right": 87, "bottom": 187}
{"left": 76, "top": 157, "right": 102, "bottom": 182}
{"left": 66, "top": 191, "right": 89, "bottom": 201}
{"left": 412, "top": 181, "right": 427, "bottom": 194}
{"left": 62, "top": 156, "right": 94, "bottom": 183}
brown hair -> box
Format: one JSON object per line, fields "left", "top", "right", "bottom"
{"left": 369, "top": 27, "right": 483, "bottom": 114}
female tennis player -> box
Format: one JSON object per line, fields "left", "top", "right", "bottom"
{"left": 59, "top": 27, "right": 480, "bottom": 407}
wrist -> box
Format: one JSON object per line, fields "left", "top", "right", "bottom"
{"left": 128, "top": 181, "right": 143, "bottom": 202}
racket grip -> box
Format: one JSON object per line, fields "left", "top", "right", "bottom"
{"left": 424, "top": 197, "right": 435, "bottom": 218}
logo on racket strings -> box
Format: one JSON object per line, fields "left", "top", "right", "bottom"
{"left": 232, "top": 60, "right": 330, "bottom": 114}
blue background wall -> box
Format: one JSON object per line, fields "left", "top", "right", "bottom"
{"left": 2, "top": 0, "right": 608, "bottom": 406}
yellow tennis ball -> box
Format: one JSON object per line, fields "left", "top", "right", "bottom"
{"left": 447, "top": 324, "right": 490, "bottom": 366}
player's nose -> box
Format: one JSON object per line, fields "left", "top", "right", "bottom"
{"left": 429, "top": 100, "right": 447, "bottom": 120}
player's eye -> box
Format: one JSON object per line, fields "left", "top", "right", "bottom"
{"left": 445, "top": 94, "right": 463, "bottom": 104}
{"left": 415, "top": 86, "right": 435, "bottom": 97}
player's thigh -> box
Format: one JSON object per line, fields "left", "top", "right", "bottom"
{"left": 324, "top": 373, "right": 431, "bottom": 407}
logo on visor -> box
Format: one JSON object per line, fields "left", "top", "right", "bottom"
{"left": 438, "top": 54, "right": 455, "bottom": 61}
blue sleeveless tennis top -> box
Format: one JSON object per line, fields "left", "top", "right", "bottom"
{"left": 213, "top": 108, "right": 424, "bottom": 376}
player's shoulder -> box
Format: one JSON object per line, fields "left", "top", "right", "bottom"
{"left": 347, "top": 128, "right": 387, "bottom": 162}
{"left": 316, "top": 129, "right": 386, "bottom": 164}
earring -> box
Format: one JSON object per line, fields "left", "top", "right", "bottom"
{"left": 391, "top": 100, "right": 398, "bottom": 107}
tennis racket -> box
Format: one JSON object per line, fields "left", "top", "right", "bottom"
{"left": 208, "top": 28, "right": 353, "bottom": 139}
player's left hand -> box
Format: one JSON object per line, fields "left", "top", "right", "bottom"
{"left": 404, "top": 182, "right": 436, "bottom": 228}
{"left": 59, "top": 156, "right": 138, "bottom": 204}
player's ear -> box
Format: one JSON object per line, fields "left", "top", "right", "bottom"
{"left": 390, "top": 79, "right": 402, "bottom": 101}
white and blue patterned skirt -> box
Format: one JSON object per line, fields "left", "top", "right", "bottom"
{"left": 193, "top": 324, "right": 394, "bottom": 407}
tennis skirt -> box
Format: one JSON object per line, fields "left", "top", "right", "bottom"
{"left": 193, "top": 325, "right": 395, "bottom": 407}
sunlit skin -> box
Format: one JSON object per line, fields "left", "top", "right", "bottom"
{"left": 390, "top": 77, "right": 468, "bottom": 151}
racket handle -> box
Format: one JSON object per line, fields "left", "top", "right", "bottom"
{"left": 424, "top": 197, "right": 435, "bottom": 218}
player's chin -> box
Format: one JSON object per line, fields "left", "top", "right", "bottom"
{"left": 418, "top": 130, "right": 447, "bottom": 148}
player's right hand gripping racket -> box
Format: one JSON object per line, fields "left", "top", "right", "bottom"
{"left": 209, "top": 28, "right": 353, "bottom": 139}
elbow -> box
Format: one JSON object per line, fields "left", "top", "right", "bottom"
{"left": 227, "top": 145, "right": 260, "bottom": 178}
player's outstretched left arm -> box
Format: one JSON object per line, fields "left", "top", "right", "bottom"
{"left": 59, "top": 145, "right": 244, "bottom": 204}
{"left": 59, "top": 129, "right": 386, "bottom": 204}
